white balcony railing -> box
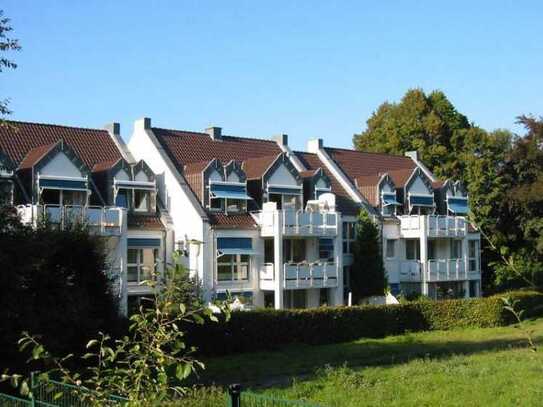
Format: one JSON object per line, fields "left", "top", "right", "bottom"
{"left": 399, "top": 215, "right": 467, "bottom": 237}
{"left": 254, "top": 209, "right": 338, "bottom": 237}
{"left": 283, "top": 262, "right": 338, "bottom": 289}
{"left": 399, "top": 260, "right": 422, "bottom": 282}
{"left": 426, "top": 259, "right": 467, "bottom": 282}
{"left": 17, "top": 204, "right": 124, "bottom": 235}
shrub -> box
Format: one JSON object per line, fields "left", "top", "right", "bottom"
{"left": 186, "top": 290, "right": 543, "bottom": 356}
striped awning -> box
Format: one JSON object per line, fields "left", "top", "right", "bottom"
{"left": 210, "top": 183, "right": 252, "bottom": 200}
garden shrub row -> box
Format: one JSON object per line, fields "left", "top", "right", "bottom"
{"left": 186, "top": 290, "right": 543, "bottom": 356}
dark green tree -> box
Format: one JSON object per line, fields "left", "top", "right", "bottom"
{"left": 350, "top": 211, "right": 387, "bottom": 301}
{"left": 0, "top": 9, "right": 21, "bottom": 117}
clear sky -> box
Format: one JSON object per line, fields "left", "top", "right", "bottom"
{"left": 2, "top": 1, "right": 542, "bottom": 151}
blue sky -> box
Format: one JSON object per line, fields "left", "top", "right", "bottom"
{"left": 2, "top": 1, "right": 542, "bottom": 151}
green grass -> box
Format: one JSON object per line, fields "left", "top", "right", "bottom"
{"left": 177, "top": 318, "right": 543, "bottom": 406}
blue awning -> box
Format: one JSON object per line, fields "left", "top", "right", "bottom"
{"left": 39, "top": 178, "right": 87, "bottom": 190}
{"left": 409, "top": 195, "right": 434, "bottom": 207}
{"left": 268, "top": 186, "right": 302, "bottom": 195}
{"left": 127, "top": 238, "right": 161, "bottom": 248}
{"left": 210, "top": 183, "right": 252, "bottom": 200}
{"left": 447, "top": 197, "right": 469, "bottom": 214}
{"left": 115, "top": 181, "right": 156, "bottom": 190}
{"left": 382, "top": 193, "right": 401, "bottom": 206}
{"left": 217, "top": 237, "right": 256, "bottom": 256}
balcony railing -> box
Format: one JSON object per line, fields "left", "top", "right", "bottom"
{"left": 254, "top": 209, "right": 338, "bottom": 237}
{"left": 17, "top": 204, "right": 124, "bottom": 235}
{"left": 399, "top": 260, "right": 422, "bottom": 282}
{"left": 426, "top": 259, "right": 467, "bottom": 282}
{"left": 399, "top": 215, "right": 467, "bottom": 237}
{"left": 283, "top": 261, "right": 338, "bottom": 289}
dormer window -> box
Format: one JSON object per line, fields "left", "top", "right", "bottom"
{"left": 114, "top": 180, "right": 156, "bottom": 213}
{"left": 268, "top": 186, "right": 303, "bottom": 210}
{"left": 38, "top": 176, "right": 89, "bottom": 207}
{"left": 208, "top": 182, "right": 251, "bottom": 214}
{"left": 447, "top": 197, "right": 468, "bottom": 215}
{"left": 381, "top": 192, "right": 401, "bottom": 216}
{"left": 408, "top": 193, "right": 435, "bottom": 215}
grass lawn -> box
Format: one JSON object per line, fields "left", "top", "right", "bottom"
{"left": 179, "top": 318, "right": 543, "bottom": 406}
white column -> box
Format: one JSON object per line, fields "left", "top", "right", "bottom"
{"left": 462, "top": 237, "right": 469, "bottom": 298}
{"left": 419, "top": 215, "right": 429, "bottom": 296}
{"left": 118, "top": 210, "right": 128, "bottom": 316}
{"left": 273, "top": 210, "right": 284, "bottom": 309}
{"left": 332, "top": 219, "right": 344, "bottom": 305}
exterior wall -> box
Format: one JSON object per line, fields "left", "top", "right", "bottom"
{"left": 127, "top": 120, "right": 208, "bottom": 285}
{"left": 408, "top": 174, "right": 432, "bottom": 195}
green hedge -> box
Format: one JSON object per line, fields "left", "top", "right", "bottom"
{"left": 187, "top": 290, "right": 543, "bottom": 356}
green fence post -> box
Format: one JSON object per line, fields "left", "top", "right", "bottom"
{"left": 228, "top": 384, "right": 241, "bottom": 407}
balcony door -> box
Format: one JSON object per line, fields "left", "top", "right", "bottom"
{"left": 284, "top": 289, "right": 306, "bottom": 309}
{"left": 283, "top": 239, "right": 306, "bottom": 263}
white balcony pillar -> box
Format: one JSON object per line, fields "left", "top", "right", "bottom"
{"left": 273, "top": 210, "right": 284, "bottom": 309}
{"left": 420, "top": 216, "right": 429, "bottom": 296}
{"left": 331, "top": 220, "right": 344, "bottom": 306}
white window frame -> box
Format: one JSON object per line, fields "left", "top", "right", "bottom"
{"left": 342, "top": 222, "right": 356, "bottom": 254}
{"left": 386, "top": 239, "right": 396, "bottom": 259}
{"left": 127, "top": 247, "right": 159, "bottom": 285}
{"left": 217, "top": 254, "right": 250, "bottom": 282}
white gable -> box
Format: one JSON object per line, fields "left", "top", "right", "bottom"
{"left": 39, "top": 152, "right": 83, "bottom": 178}
{"left": 408, "top": 174, "right": 432, "bottom": 195}
{"left": 268, "top": 163, "right": 298, "bottom": 187}
{"left": 208, "top": 168, "right": 223, "bottom": 182}
{"left": 135, "top": 170, "right": 150, "bottom": 182}
{"left": 114, "top": 168, "right": 131, "bottom": 181}
{"left": 227, "top": 171, "right": 241, "bottom": 183}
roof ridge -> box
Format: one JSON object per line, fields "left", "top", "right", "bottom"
{"left": 325, "top": 146, "right": 412, "bottom": 159}
{"left": 4, "top": 119, "right": 108, "bottom": 133}
{"left": 152, "top": 127, "right": 276, "bottom": 144}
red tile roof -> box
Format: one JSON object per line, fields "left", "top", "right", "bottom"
{"left": 242, "top": 154, "right": 279, "bottom": 180}
{"left": 127, "top": 213, "right": 165, "bottom": 230}
{"left": 208, "top": 212, "right": 257, "bottom": 229}
{"left": 18, "top": 142, "right": 57, "bottom": 170}
{"left": 325, "top": 147, "right": 416, "bottom": 182}
{"left": 387, "top": 168, "right": 415, "bottom": 187}
{"left": 295, "top": 151, "right": 360, "bottom": 216}
{"left": 0, "top": 120, "right": 123, "bottom": 170}
{"left": 152, "top": 128, "right": 281, "bottom": 170}
{"left": 355, "top": 175, "right": 382, "bottom": 206}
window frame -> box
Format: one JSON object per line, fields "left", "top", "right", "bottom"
{"left": 386, "top": 239, "right": 396, "bottom": 259}
{"left": 127, "top": 247, "right": 159, "bottom": 285}
{"left": 216, "top": 254, "right": 250, "bottom": 282}
{"left": 342, "top": 222, "right": 356, "bottom": 254}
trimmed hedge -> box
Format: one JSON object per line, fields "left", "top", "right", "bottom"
{"left": 187, "top": 290, "right": 543, "bottom": 356}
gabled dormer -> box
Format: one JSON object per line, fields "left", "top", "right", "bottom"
{"left": 301, "top": 167, "right": 332, "bottom": 204}
{"left": 18, "top": 140, "right": 92, "bottom": 207}
{"left": 378, "top": 174, "right": 401, "bottom": 216}
{"left": 0, "top": 150, "right": 15, "bottom": 206}
{"left": 111, "top": 159, "right": 157, "bottom": 213}
{"left": 445, "top": 180, "right": 468, "bottom": 216}
{"left": 404, "top": 167, "right": 435, "bottom": 215}
{"left": 244, "top": 152, "right": 303, "bottom": 211}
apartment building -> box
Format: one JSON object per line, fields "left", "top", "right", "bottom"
{"left": 0, "top": 118, "right": 481, "bottom": 311}
{"left": 0, "top": 121, "right": 175, "bottom": 315}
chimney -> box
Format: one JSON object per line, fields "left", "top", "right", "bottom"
{"left": 135, "top": 117, "right": 151, "bottom": 131}
{"left": 405, "top": 151, "right": 419, "bottom": 161}
{"left": 273, "top": 134, "right": 288, "bottom": 146}
{"left": 206, "top": 126, "right": 222, "bottom": 141}
{"left": 307, "top": 138, "right": 323, "bottom": 153}
{"left": 104, "top": 122, "right": 120, "bottom": 136}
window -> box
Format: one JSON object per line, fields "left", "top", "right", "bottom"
{"left": 210, "top": 197, "right": 223, "bottom": 210}
{"left": 0, "top": 180, "right": 13, "bottom": 205}
{"left": 386, "top": 239, "right": 396, "bottom": 258}
{"left": 115, "top": 189, "right": 130, "bottom": 208}
{"left": 268, "top": 193, "right": 301, "bottom": 210}
{"left": 127, "top": 247, "right": 158, "bottom": 284}
{"left": 283, "top": 239, "right": 305, "bottom": 263}
{"left": 469, "top": 240, "right": 479, "bottom": 271}
{"left": 428, "top": 240, "right": 436, "bottom": 260}
{"left": 134, "top": 189, "right": 150, "bottom": 212}
{"left": 342, "top": 222, "right": 355, "bottom": 254}
{"left": 264, "top": 239, "right": 274, "bottom": 264}
{"left": 40, "top": 189, "right": 86, "bottom": 206}
{"left": 285, "top": 290, "right": 306, "bottom": 309}
{"left": 405, "top": 239, "right": 420, "bottom": 260}
{"left": 225, "top": 198, "right": 246, "bottom": 213}
{"left": 343, "top": 266, "right": 351, "bottom": 290}
{"left": 217, "top": 254, "right": 250, "bottom": 282}
{"left": 382, "top": 204, "right": 395, "bottom": 216}
{"left": 469, "top": 280, "right": 479, "bottom": 297}
{"left": 450, "top": 239, "right": 462, "bottom": 259}
{"left": 319, "top": 238, "right": 334, "bottom": 262}
{"left": 319, "top": 288, "right": 329, "bottom": 306}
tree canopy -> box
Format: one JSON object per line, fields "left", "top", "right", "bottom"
{"left": 0, "top": 9, "right": 21, "bottom": 116}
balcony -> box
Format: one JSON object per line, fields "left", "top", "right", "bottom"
{"left": 426, "top": 259, "right": 467, "bottom": 282}
{"left": 254, "top": 209, "right": 339, "bottom": 237}
{"left": 399, "top": 215, "right": 467, "bottom": 238}
{"left": 259, "top": 262, "right": 339, "bottom": 290}
{"left": 17, "top": 204, "right": 124, "bottom": 236}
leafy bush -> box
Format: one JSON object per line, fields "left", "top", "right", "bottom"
{"left": 186, "top": 290, "right": 543, "bottom": 356}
